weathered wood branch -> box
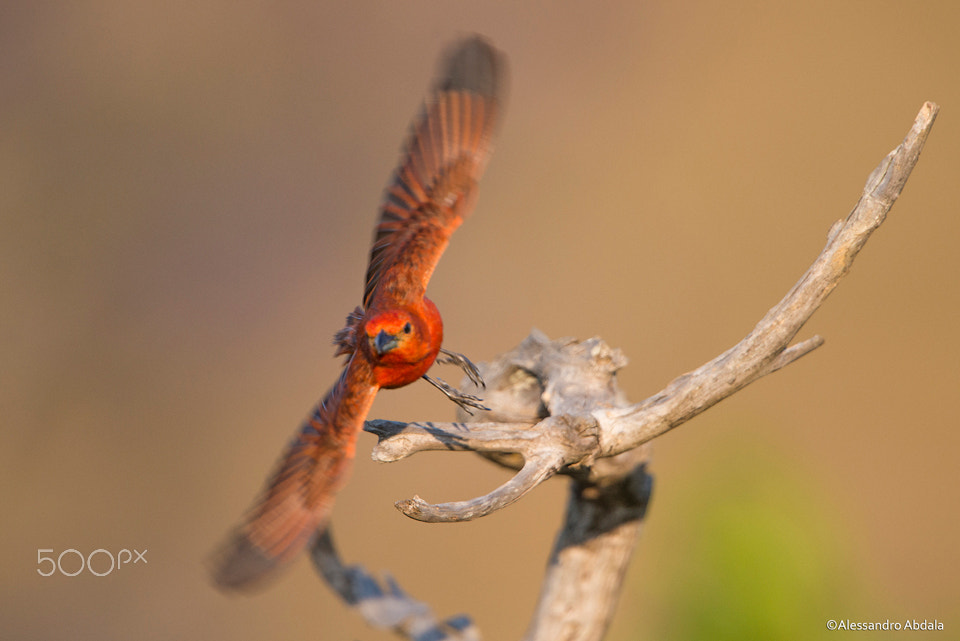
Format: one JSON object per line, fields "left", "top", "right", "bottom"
{"left": 590, "top": 103, "right": 937, "bottom": 454}
{"left": 366, "top": 415, "right": 594, "bottom": 522}
{"left": 371, "top": 331, "right": 655, "bottom": 641}
{"left": 316, "top": 102, "right": 937, "bottom": 641}
{"left": 310, "top": 529, "right": 479, "bottom": 641}
{"left": 365, "top": 101, "right": 938, "bottom": 521}
{"left": 523, "top": 453, "right": 652, "bottom": 641}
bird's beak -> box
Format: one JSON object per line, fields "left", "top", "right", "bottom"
{"left": 373, "top": 329, "right": 399, "bottom": 356}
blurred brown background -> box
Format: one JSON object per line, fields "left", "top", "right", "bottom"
{"left": 3, "top": 2, "right": 958, "bottom": 639}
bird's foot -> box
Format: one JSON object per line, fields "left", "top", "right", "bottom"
{"left": 436, "top": 348, "right": 485, "bottom": 389}
{"left": 422, "top": 374, "right": 490, "bottom": 415}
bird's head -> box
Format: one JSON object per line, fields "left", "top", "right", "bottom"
{"left": 364, "top": 309, "right": 430, "bottom": 364}
{"left": 362, "top": 301, "right": 442, "bottom": 389}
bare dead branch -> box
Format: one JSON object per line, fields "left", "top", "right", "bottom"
{"left": 363, "top": 101, "right": 938, "bottom": 524}
{"left": 368, "top": 414, "right": 597, "bottom": 522}
{"left": 319, "top": 102, "right": 937, "bottom": 641}
{"left": 591, "top": 101, "right": 939, "bottom": 455}
{"left": 396, "top": 452, "right": 558, "bottom": 522}
{"left": 523, "top": 453, "right": 653, "bottom": 641}
{"left": 366, "top": 420, "right": 539, "bottom": 462}
{"left": 310, "top": 530, "right": 479, "bottom": 641}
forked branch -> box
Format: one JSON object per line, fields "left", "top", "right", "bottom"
{"left": 365, "top": 101, "right": 939, "bottom": 523}
{"left": 317, "top": 101, "right": 938, "bottom": 641}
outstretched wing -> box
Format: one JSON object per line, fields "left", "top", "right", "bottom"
{"left": 363, "top": 36, "right": 504, "bottom": 309}
{"left": 210, "top": 356, "right": 378, "bottom": 590}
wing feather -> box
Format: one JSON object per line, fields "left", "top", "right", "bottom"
{"left": 210, "top": 356, "right": 377, "bottom": 590}
{"left": 363, "top": 36, "right": 504, "bottom": 308}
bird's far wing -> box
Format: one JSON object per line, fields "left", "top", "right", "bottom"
{"left": 363, "top": 36, "right": 505, "bottom": 309}
{"left": 210, "top": 359, "right": 377, "bottom": 590}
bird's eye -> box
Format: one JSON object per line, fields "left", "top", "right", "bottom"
{"left": 403, "top": 322, "right": 412, "bottom": 334}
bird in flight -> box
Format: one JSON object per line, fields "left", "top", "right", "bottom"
{"left": 210, "top": 36, "right": 504, "bottom": 591}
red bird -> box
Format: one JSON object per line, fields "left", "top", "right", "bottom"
{"left": 211, "top": 37, "right": 504, "bottom": 590}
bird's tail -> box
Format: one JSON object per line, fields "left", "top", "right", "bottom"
{"left": 210, "top": 364, "right": 377, "bottom": 591}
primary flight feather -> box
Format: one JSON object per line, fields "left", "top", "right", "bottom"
{"left": 211, "top": 36, "right": 503, "bottom": 591}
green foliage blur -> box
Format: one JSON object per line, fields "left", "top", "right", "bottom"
{"left": 615, "top": 433, "right": 875, "bottom": 641}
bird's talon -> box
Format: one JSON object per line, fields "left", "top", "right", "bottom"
{"left": 422, "top": 374, "right": 490, "bottom": 414}
{"left": 437, "top": 348, "right": 486, "bottom": 389}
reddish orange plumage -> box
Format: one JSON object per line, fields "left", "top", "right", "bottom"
{"left": 210, "top": 36, "right": 503, "bottom": 591}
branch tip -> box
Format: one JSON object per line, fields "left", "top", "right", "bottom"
{"left": 395, "top": 454, "right": 562, "bottom": 522}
